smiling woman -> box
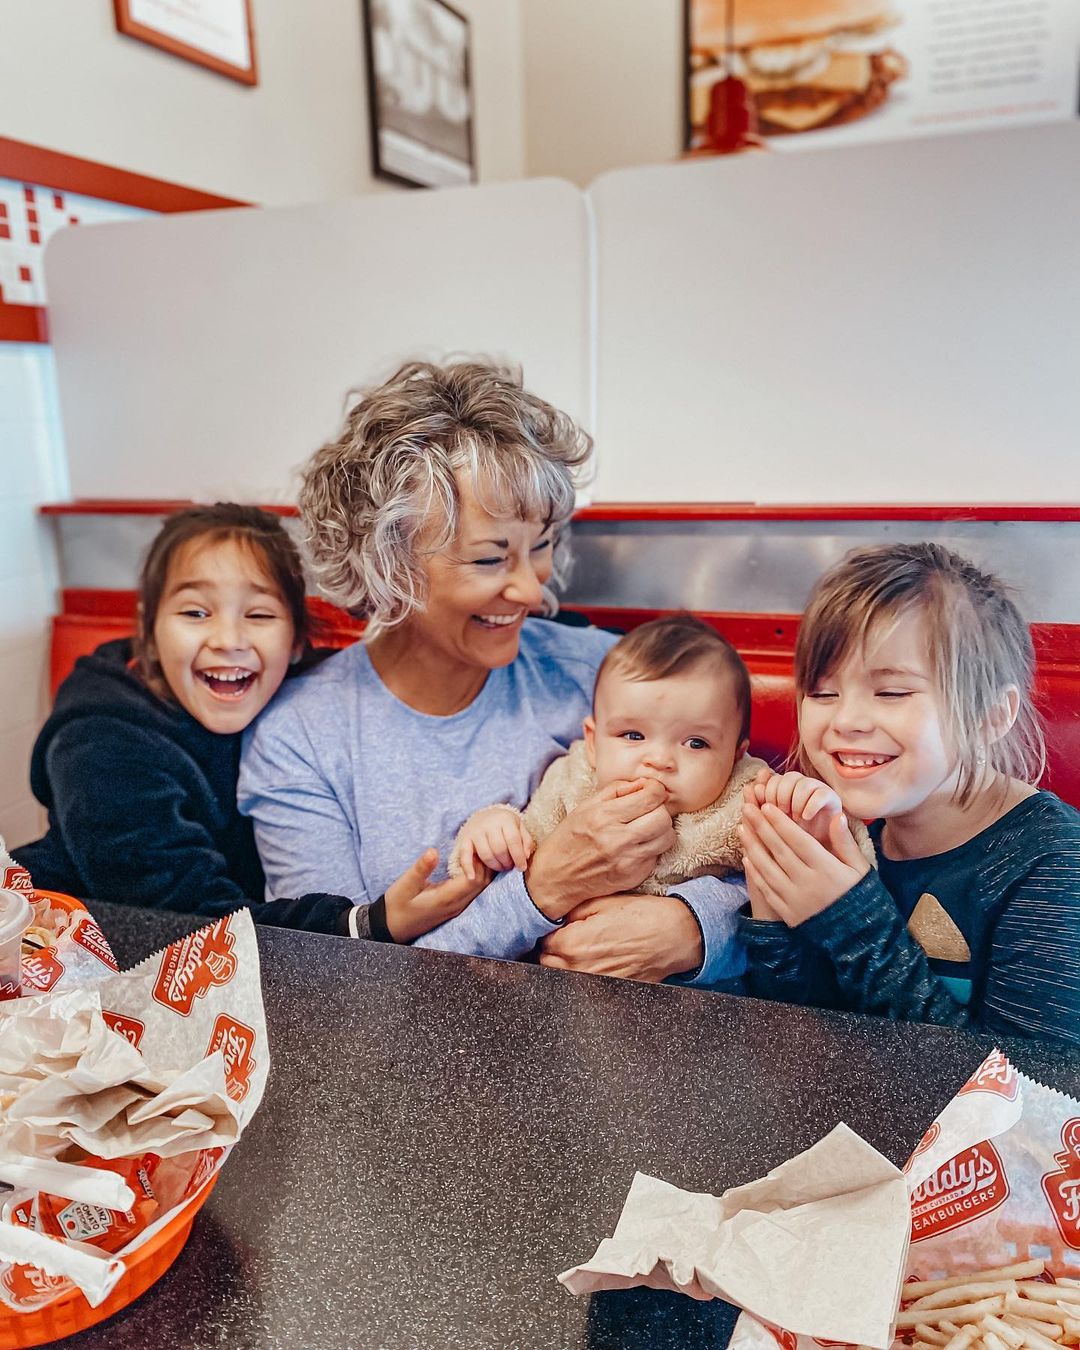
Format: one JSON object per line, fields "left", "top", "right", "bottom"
{"left": 239, "top": 360, "right": 749, "bottom": 985}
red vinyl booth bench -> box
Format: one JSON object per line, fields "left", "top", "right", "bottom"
{"left": 40, "top": 501, "right": 1080, "bottom": 811}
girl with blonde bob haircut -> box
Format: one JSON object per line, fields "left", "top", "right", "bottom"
{"left": 739, "top": 541, "right": 1080, "bottom": 1046}
{"left": 239, "top": 360, "right": 748, "bottom": 986}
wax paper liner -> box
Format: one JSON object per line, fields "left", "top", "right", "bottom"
{"left": 0, "top": 906, "right": 267, "bottom": 1310}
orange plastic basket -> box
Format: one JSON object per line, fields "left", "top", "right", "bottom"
{"left": 28, "top": 890, "right": 89, "bottom": 921}
{"left": 3, "top": 890, "right": 218, "bottom": 1345}
{"left": 0, "top": 1175, "right": 219, "bottom": 1348}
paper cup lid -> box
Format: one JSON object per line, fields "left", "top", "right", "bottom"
{"left": 0, "top": 888, "right": 33, "bottom": 944}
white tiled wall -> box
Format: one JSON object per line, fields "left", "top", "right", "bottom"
{"left": 0, "top": 179, "right": 151, "bottom": 852}
{"left": 0, "top": 342, "right": 68, "bottom": 848}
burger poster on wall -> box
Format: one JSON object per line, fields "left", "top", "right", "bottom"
{"left": 686, "top": 0, "right": 1080, "bottom": 154}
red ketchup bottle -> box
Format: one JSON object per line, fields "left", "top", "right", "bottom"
{"left": 706, "top": 74, "right": 759, "bottom": 155}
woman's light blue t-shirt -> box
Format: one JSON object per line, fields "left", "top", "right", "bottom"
{"left": 238, "top": 619, "right": 745, "bottom": 983}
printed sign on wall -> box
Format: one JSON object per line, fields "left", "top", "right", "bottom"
{"left": 114, "top": 0, "right": 257, "bottom": 86}
{"left": 686, "top": 0, "right": 1080, "bottom": 154}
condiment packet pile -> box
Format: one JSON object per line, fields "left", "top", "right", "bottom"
{"left": 0, "top": 850, "right": 268, "bottom": 1314}
{"left": 560, "top": 1049, "right": 1080, "bottom": 1349}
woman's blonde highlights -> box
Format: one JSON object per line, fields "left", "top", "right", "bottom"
{"left": 299, "top": 360, "right": 592, "bottom": 637}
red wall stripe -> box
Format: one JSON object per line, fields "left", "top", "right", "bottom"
{"left": 0, "top": 137, "right": 249, "bottom": 344}
{"left": 0, "top": 302, "right": 47, "bottom": 343}
{"left": 40, "top": 500, "right": 1080, "bottom": 523}
{"left": 0, "top": 137, "right": 249, "bottom": 213}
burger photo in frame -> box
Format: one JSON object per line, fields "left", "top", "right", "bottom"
{"left": 686, "top": 0, "right": 909, "bottom": 150}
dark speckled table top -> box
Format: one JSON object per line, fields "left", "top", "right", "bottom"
{"left": 53, "top": 903, "right": 1080, "bottom": 1350}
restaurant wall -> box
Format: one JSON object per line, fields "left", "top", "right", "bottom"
{"left": 520, "top": 0, "right": 681, "bottom": 186}
{"left": 0, "top": 0, "right": 526, "bottom": 205}
{"left": 0, "top": 0, "right": 526, "bottom": 846}
{"left": 0, "top": 344, "right": 65, "bottom": 848}
{"left": 521, "top": 0, "right": 1080, "bottom": 185}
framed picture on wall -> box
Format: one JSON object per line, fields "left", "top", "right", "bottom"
{"left": 113, "top": 0, "right": 258, "bottom": 86}
{"left": 362, "top": 0, "right": 476, "bottom": 189}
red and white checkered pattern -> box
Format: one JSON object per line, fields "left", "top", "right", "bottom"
{"left": 0, "top": 179, "right": 151, "bottom": 307}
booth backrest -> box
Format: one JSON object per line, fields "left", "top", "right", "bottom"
{"left": 49, "top": 599, "right": 1080, "bottom": 811}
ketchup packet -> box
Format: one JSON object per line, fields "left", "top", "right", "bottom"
{"left": 36, "top": 1154, "right": 159, "bottom": 1254}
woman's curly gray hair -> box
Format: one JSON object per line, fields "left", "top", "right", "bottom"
{"left": 299, "top": 359, "right": 593, "bottom": 636}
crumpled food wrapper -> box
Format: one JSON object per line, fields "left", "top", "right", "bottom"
{"left": 560, "top": 1049, "right": 1080, "bottom": 1350}
{"left": 0, "top": 849, "right": 268, "bottom": 1315}
{"left": 560, "top": 1124, "right": 911, "bottom": 1347}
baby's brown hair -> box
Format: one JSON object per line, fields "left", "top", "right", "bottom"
{"left": 597, "top": 614, "right": 752, "bottom": 741}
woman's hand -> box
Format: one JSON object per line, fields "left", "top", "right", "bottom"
{"left": 536, "top": 893, "right": 703, "bottom": 982}
{"left": 524, "top": 778, "right": 676, "bottom": 921}
{"left": 739, "top": 797, "right": 870, "bottom": 927}
{"left": 384, "top": 848, "right": 491, "bottom": 942}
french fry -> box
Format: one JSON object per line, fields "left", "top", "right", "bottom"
{"left": 1006, "top": 1295, "right": 1074, "bottom": 1327}
{"left": 984, "top": 1331, "right": 1012, "bottom": 1350}
{"left": 1003, "top": 1313, "right": 1064, "bottom": 1344}
{"left": 981, "top": 1314, "right": 1027, "bottom": 1349}
{"left": 910, "top": 1283, "right": 1019, "bottom": 1311}
{"left": 897, "top": 1298, "right": 1007, "bottom": 1329}
{"left": 941, "top": 1325, "right": 980, "bottom": 1350}
{"left": 1006, "top": 1321, "right": 1065, "bottom": 1350}
{"left": 1019, "top": 1287, "right": 1080, "bottom": 1307}
{"left": 904, "top": 1265, "right": 1047, "bottom": 1300}
{"left": 941, "top": 1323, "right": 963, "bottom": 1336}
{"left": 917, "top": 1325, "right": 953, "bottom": 1346}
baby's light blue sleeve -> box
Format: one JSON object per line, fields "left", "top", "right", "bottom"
{"left": 665, "top": 875, "right": 749, "bottom": 988}
{"left": 411, "top": 867, "right": 560, "bottom": 959}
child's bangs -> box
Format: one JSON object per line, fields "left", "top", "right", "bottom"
{"left": 797, "top": 581, "right": 925, "bottom": 696}
{"left": 797, "top": 598, "right": 885, "bottom": 694}
{"left": 177, "top": 527, "right": 284, "bottom": 599}
{"left": 208, "top": 525, "right": 308, "bottom": 641}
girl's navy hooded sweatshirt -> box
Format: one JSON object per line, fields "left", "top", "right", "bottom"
{"left": 14, "top": 639, "right": 354, "bottom": 936}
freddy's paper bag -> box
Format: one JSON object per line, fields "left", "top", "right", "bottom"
{"left": 726, "top": 1050, "right": 1080, "bottom": 1350}
{"left": 561, "top": 1048, "right": 1080, "bottom": 1350}
{"left": 0, "top": 839, "right": 121, "bottom": 997}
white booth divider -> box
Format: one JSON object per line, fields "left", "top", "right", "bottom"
{"left": 44, "top": 121, "right": 1080, "bottom": 504}
{"left": 44, "top": 179, "right": 591, "bottom": 501}
{"left": 589, "top": 121, "right": 1080, "bottom": 503}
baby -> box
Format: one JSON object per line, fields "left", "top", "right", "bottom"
{"left": 451, "top": 615, "right": 771, "bottom": 895}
